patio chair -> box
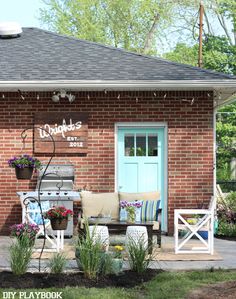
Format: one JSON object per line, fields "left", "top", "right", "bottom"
{"left": 174, "top": 196, "right": 216, "bottom": 254}
{"left": 21, "top": 198, "right": 64, "bottom": 252}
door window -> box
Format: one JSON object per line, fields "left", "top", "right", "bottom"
{"left": 124, "top": 134, "right": 135, "bottom": 156}
{"left": 124, "top": 133, "right": 158, "bottom": 157}
{"left": 148, "top": 134, "right": 158, "bottom": 156}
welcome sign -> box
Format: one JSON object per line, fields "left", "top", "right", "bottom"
{"left": 34, "top": 112, "right": 88, "bottom": 154}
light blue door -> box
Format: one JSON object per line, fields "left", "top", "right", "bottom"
{"left": 117, "top": 127, "right": 166, "bottom": 230}
{"left": 117, "top": 127, "right": 164, "bottom": 195}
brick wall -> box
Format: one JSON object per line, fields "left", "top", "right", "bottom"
{"left": 0, "top": 90, "right": 214, "bottom": 234}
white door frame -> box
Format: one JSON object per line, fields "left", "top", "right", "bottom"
{"left": 114, "top": 122, "right": 168, "bottom": 232}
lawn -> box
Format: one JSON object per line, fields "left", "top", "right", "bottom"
{"left": 1, "top": 269, "right": 236, "bottom": 299}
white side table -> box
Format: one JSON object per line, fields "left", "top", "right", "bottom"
{"left": 89, "top": 225, "right": 110, "bottom": 251}
{"left": 125, "top": 226, "right": 148, "bottom": 250}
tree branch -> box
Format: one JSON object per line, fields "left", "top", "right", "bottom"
{"left": 143, "top": 13, "right": 160, "bottom": 54}
{"left": 204, "top": 10, "right": 213, "bottom": 35}
{"left": 215, "top": 11, "right": 233, "bottom": 46}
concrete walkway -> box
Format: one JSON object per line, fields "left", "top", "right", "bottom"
{"left": 1, "top": 236, "right": 236, "bottom": 272}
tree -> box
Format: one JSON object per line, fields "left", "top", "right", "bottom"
{"left": 39, "top": 0, "right": 176, "bottom": 54}
{"left": 164, "top": 35, "right": 236, "bottom": 75}
{"left": 216, "top": 107, "right": 236, "bottom": 181}
{"left": 164, "top": 43, "right": 198, "bottom": 66}
{"left": 203, "top": 35, "right": 236, "bottom": 74}
{"left": 167, "top": 0, "right": 236, "bottom": 48}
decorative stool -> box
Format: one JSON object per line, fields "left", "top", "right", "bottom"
{"left": 89, "top": 225, "right": 109, "bottom": 251}
{"left": 125, "top": 226, "right": 148, "bottom": 250}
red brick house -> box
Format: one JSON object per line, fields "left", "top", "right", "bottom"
{"left": 0, "top": 27, "right": 235, "bottom": 234}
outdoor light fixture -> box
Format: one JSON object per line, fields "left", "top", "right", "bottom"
{"left": 51, "top": 90, "right": 76, "bottom": 103}
{"left": 67, "top": 94, "right": 75, "bottom": 103}
{"left": 18, "top": 89, "right": 25, "bottom": 100}
{"left": 52, "top": 94, "right": 60, "bottom": 103}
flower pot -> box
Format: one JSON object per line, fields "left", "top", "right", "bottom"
{"left": 198, "top": 230, "right": 208, "bottom": 240}
{"left": 15, "top": 167, "right": 33, "bottom": 180}
{"left": 50, "top": 218, "right": 68, "bottom": 230}
{"left": 112, "top": 258, "right": 123, "bottom": 274}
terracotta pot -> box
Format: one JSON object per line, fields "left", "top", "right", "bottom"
{"left": 15, "top": 167, "right": 34, "bottom": 180}
{"left": 50, "top": 218, "right": 68, "bottom": 230}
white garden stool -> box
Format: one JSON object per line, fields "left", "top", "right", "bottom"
{"left": 125, "top": 226, "right": 148, "bottom": 250}
{"left": 89, "top": 225, "right": 109, "bottom": 251}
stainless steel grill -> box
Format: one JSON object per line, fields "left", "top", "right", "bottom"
{"left": 17, "top": 163, "right": 81, "bottom": 236}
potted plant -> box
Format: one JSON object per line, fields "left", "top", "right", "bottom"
{"left": 111, "top": 245, "right": 124, "bottom": 273}
{"left": 44, "top": 206, "right": 73, "bottom": 230}
{"left": 8, "top": 154, "right": 41, "bottom": 179}
{"left": 10, "top": 223, "right": 40, "bottom": 246}
{"left": 120, "top": 201, "right": 143, "bottom": 223}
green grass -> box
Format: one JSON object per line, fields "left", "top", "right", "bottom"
{"left": 1, "top": 269, "right": 236, "bottom": 299}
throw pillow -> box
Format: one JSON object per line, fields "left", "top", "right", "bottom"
{"left": 140, "top": 200, "right": 161, "bottom": 222}
{"left": 28, "top": 201, "right": 50, "bottom": 225}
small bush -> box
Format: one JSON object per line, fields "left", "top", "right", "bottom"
{"left": 218, "top": 191, "right": 236, "bottom": 224}
{"left": 48, "top": 253, "right": 67, "bottom": 274}
{"left": 76, "top": 221, "right": 104, "bottom": 279}
{"left": 217, "top": 221, "right": 236, "bottom": 237}
{"left": 10, "top": 235, "right": 33, "bottom": 275}
{"left": 126, "top": 236, "right": 151, "bottom": 273}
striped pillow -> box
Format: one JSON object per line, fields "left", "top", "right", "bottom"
{"left": 140, "top": 200, "right": 161, "bottom": 222}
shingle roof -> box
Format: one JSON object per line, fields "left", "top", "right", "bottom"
{"left": 0, "top": 27, "right": 235, "bottom": 81}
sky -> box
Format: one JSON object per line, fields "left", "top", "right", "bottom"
{"left": 0, "top": 0, "right": 45, "bottom": 28}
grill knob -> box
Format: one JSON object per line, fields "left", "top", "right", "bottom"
{"left": 40, "top": 192, "right": 43, "bottom": 195}
{"left": 23, "top": 192, "right": 27, "bottom": 196}
{"left": 56, "top": 192, "right": 59, "bottom": 195}
{"left": 48, "top": 192, "right": 51, "bottom": 195}
{"left": 64, "top": 192, "right": 68, "bottom": 195}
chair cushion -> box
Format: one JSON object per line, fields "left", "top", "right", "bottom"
{"left": 81, "top": 192, "right": 119, "bottom": 220}
{"left": 28, "top": 201, "right": 50, "bottom": 225}
{"left": 140, "top": 200, "right": 161, "bottom": 222}
{"left": 119, "top": 191, "right": 160, "bottom": 202}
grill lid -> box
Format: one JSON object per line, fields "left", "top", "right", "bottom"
{"left": 37, "top": 163, "right": 75, "bottom": 191}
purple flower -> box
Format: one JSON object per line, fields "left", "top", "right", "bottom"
{"left": 7, "top": 155, "right": 41, "bottom": 169}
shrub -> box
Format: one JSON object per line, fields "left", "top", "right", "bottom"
{"left": 217, "top": 191, "right": 236, "bottom": 224}
{"left": 126, "top": 236, "right": 151, "bottom": 273}
{"left": 76, "top": 222, "right": 104, "bottom": 279}
{"left": 48, "top": 253, "right": 67, "bottom": 274}
{"left": 217, "top": 221, "right": 236, "bottom": 237}
{"left": 9, "top": 235, "right": 33, "bottom": 275}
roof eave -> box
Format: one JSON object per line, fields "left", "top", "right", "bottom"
{"left": 0, "top": 80, "right": 235, "bottom": 105}
{"left": 0, "top": 79, "right": 235, "bottom": 92}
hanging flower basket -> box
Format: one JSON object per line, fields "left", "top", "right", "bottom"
{"left": 44, "top": 206, "right": 73, "bottom": 230}
{"left": 50, "top": 218, "right": 68, "bottom": 230}
{"left": 8, "top": 154, "right": 41, "bottom": 180}
{"left": 15, "top": 167, "right": 34, "bottom": 180}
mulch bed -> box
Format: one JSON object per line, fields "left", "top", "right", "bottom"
{"left": 187, "top": 281, "right": 236, "bottom": 299}
{"left": 0, "top": 269, "right": 160, "bottom": 289}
